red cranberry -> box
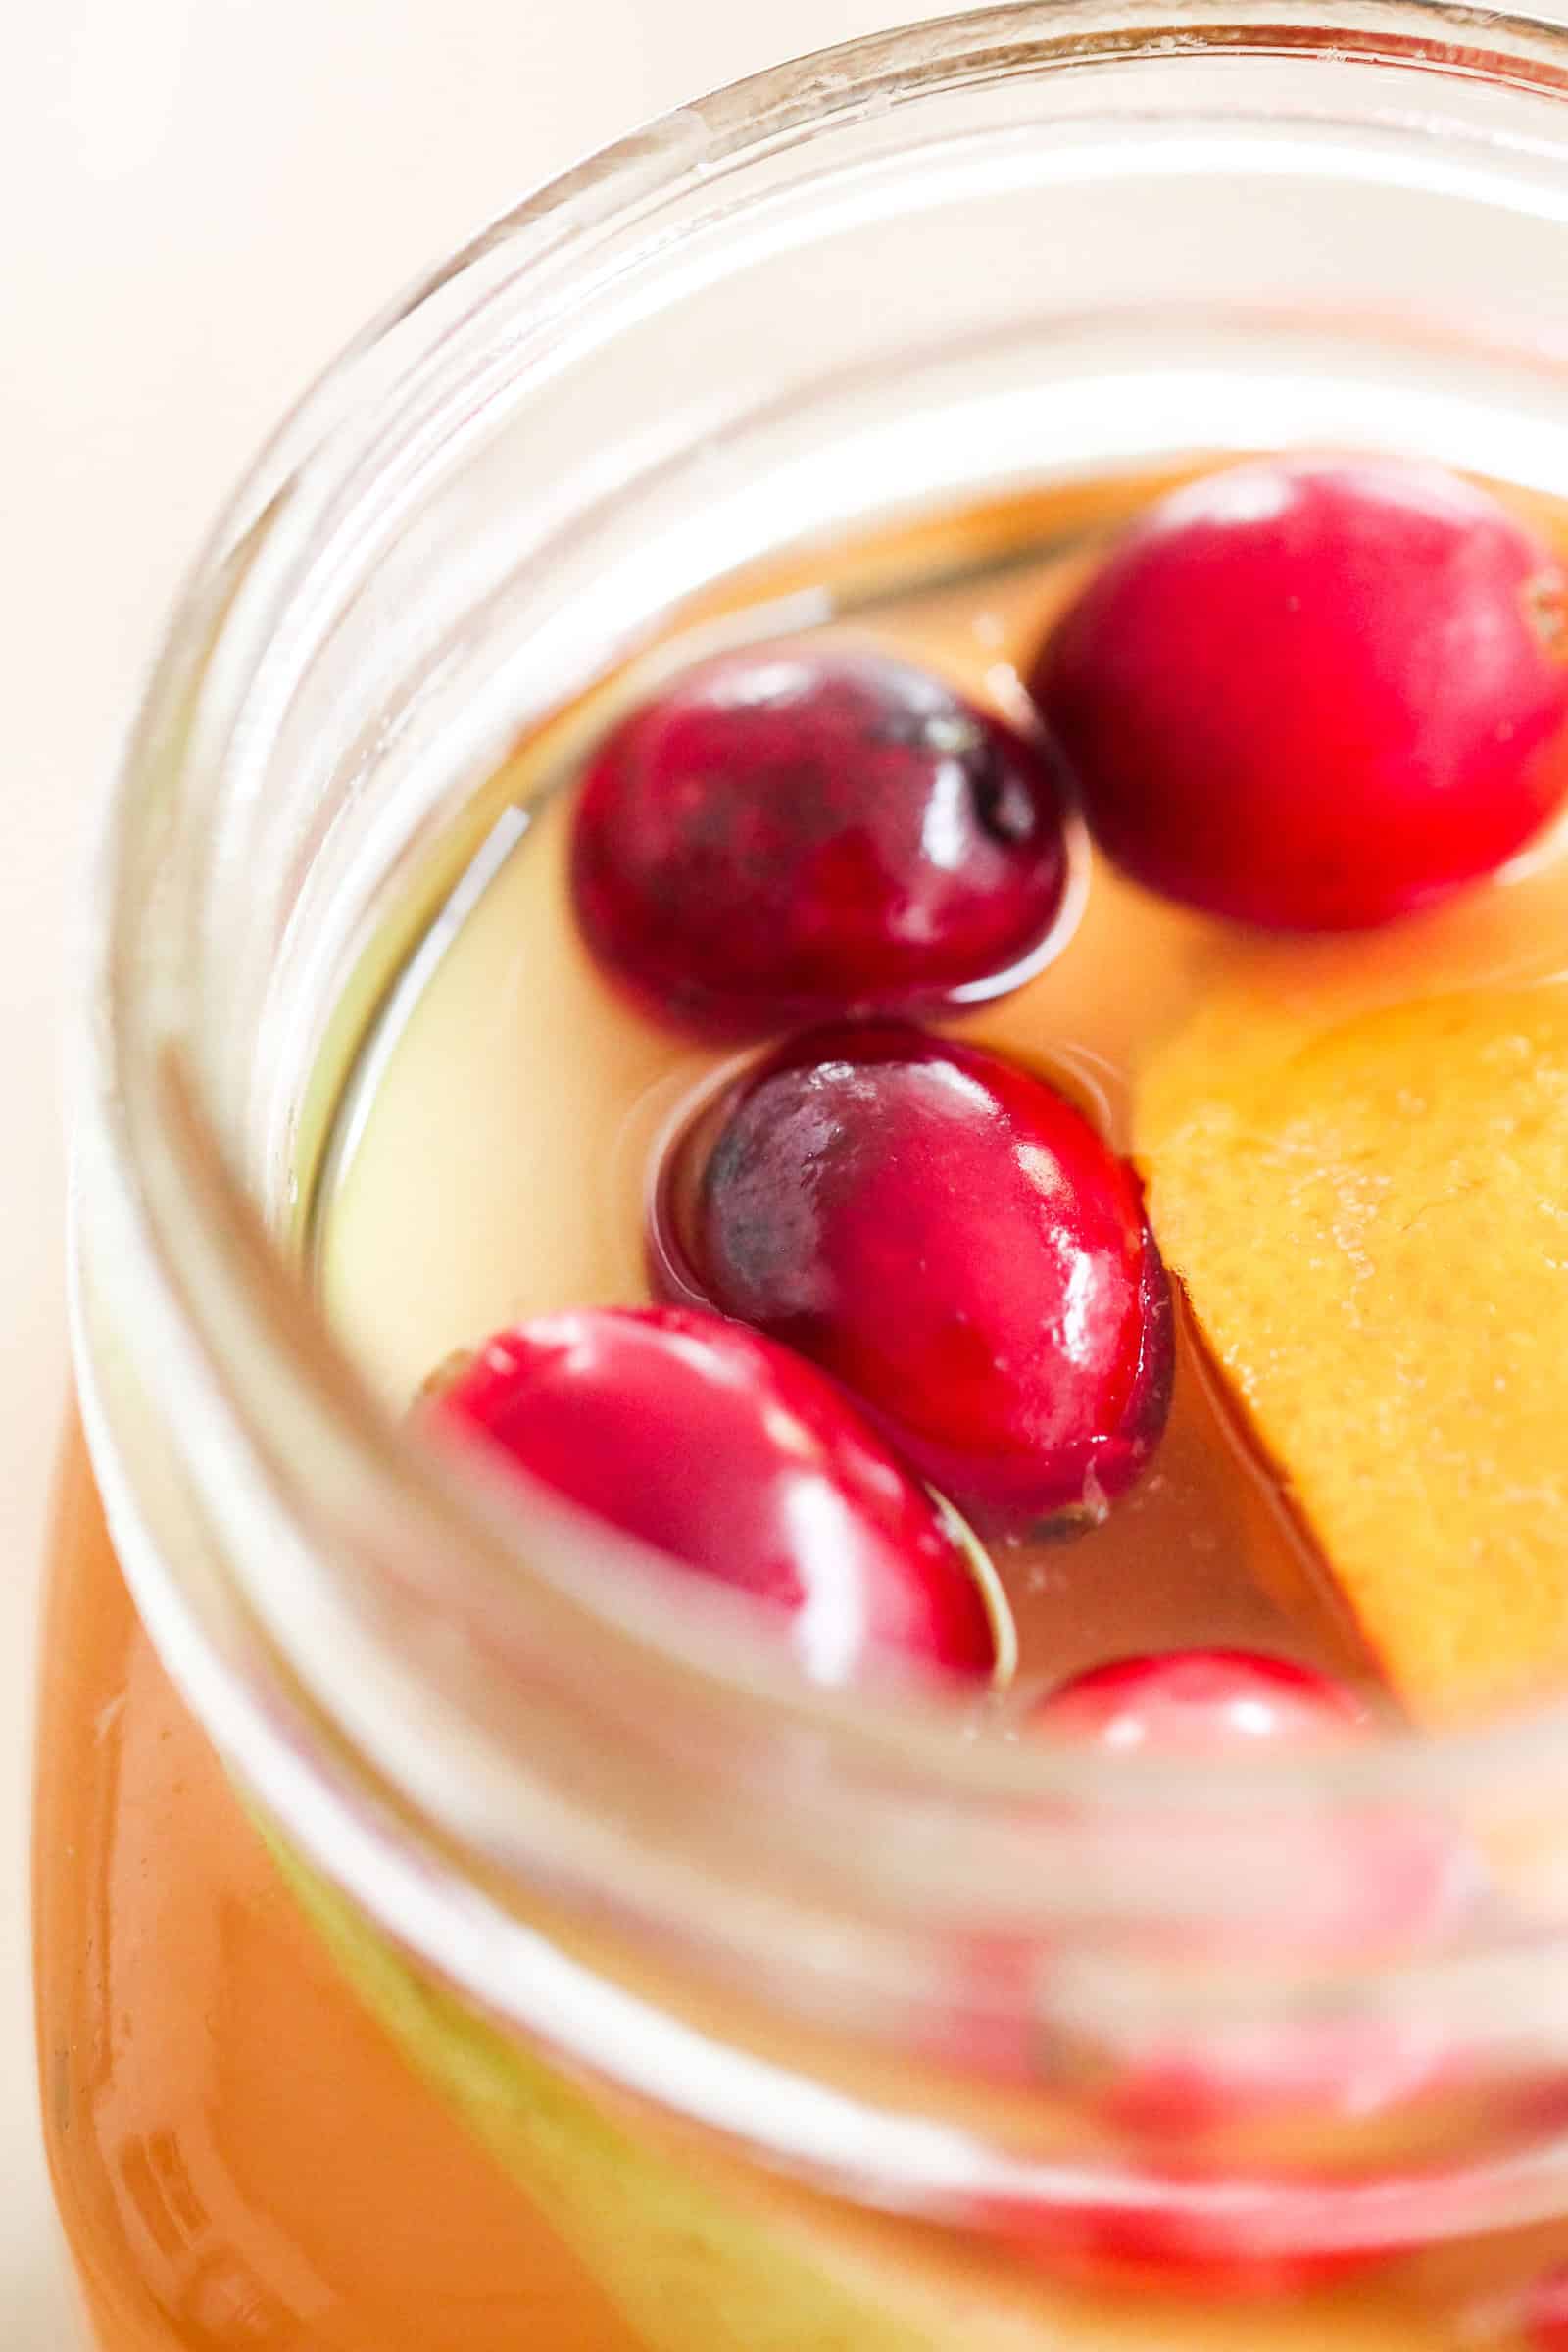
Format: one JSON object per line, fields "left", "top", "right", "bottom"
{"left": 570, "top": 643, "right": 1074, "bottom": 1038}
{"left": 1034, "top": 1649, "right": 1371, "bottom": 1754}
{"left": 981, "top": 2185, "right": 1388, "bottom": 2300}
{"left": 426, "top": 1305, "right": 999, "bottom": 1687}
{"left": 1028, "top": 1650, "right": 1485, "bottom": 2146}
{"left": 1031, "top": 1648, "right": 1479, "bottom": 1958}
{"left": 1030, "top": 456, "right": 1568, "bottom": 930}
{"left": 653, "top": 1024, "right": 1173, "bottom": 1537}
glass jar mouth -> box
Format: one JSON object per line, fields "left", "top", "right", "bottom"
{"left": 75, "top": 0, "right": 1568, "bottom": 2041}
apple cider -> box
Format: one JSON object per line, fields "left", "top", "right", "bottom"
{"left": 48, "top": 9, "right": 1568, "bottom": 2346}
{"left": 43, "top": 451, "right": 1568, "bottom": 2350}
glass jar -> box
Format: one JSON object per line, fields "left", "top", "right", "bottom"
{"left": 42, "top": 5, "right": 1568, "bottom": 2346}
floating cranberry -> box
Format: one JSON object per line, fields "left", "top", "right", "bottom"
{"left": 980, "top": 2184, "right": 1389, "bottom": 2300}
{"left": 1030, "top": 457, "right": 1568, "bottom": 930}
{"left": 1030, "top": 1646, "right": 1478, "bottom": 1959}
{"left": 1027, "top": 1650, "right": 1486, "bottom": 2153}
{"left": 1034, "top": 1649, "right": 1371, "bottom": 1754}
{"left": 570, "top": 643, "right": 1073, "bottom": 1038}
{"left": 996, "top": 2124, "right": 1568, "bottom": 2304}
{"left": 426, "top": 1305, "right": 1000, "bottom": 1688}
{"left": 654, "top": 1024, "right": 1173, "bottom": 1537}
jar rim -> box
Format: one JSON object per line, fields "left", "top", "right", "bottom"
{"left": 75, "top": 0, "right": 1568, "bottom": 2059}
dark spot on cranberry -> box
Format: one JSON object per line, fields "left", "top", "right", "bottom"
{"left": 571, "top": 643, "right": 1075, "bottom": 1037}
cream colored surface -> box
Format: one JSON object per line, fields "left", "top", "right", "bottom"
{"left": 3, "top": 3, "right": 947, "bottom": 2341}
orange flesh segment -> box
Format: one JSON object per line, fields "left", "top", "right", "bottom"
{"left": 1135, "top": 984, "right": 1568, "bottom": 1720}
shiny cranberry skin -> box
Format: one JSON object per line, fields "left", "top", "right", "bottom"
{"left": 1029, "top": 1650, "right": 1485, "bottom": 2154}
{"left": 1034, "top": 1649, "right": 1371, "bottom": 1753}
{"left": 426, "top": 1305, "right": 998, "bottom": 1687}
{"left": 1030, "top": 457, "right": 1568, "bottom": 930}
{"left": 1031, "top": 1646, "right": 1477, "bottom": 1958}
{"left": 654, "top": 1024, "right": 1173, "bottom": 1537}
{"left": 570, "top": 643, "right": 1073, "bottom": 1039}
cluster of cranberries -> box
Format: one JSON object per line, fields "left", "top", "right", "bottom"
{"left": 434, "top": 454, "right": 1568, "bottom": 1708}
{"left": 419, "top": 455, "right": 1564, "bottom": 2286}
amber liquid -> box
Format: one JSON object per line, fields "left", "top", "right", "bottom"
{"left": 40, "top": 471, "right": 1568, "bottom": 2347}
{"left": 36, "top": 1423, "right": 645, "bottom": 2351}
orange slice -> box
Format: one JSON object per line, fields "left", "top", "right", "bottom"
{"left": 1137, "top": 985, "right": 1568, "bottom": 1719}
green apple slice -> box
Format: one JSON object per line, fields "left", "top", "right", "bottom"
{"left": 267, "top": 1833, "right": 1450, "bottom": 2352}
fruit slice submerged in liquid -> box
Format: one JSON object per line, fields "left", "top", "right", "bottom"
{"left": 571, "top": 643, "right": 1074, "bottom": 1039}
{"left": 426, "top": 1304, "right": 1001, "bottom": 1688}
{"left": 654, "top": 1024, "right": 1174, "bottom": 1539}
{"left": 1137, "top": 984, "right": 1568, "bottom": 1717}
{"left": 1029, "top": 457, "right": 1568, "bottom": 931}
{"left": 274, "top": 1834, "right": 1458, "bottom": 2345}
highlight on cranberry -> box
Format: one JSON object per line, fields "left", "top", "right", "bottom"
{"left": 1029, "top": 455, "right": 1568, "bottom": 931}
{"left": 652, "top": 1023, "right": 1174, "bottom": 1539}
{"left": 570, "top": 642, "right": 1075, "bottom": 1039}
{"left": 1032, "top": 1648, "right": 1372, "bottom": 1753}
{"left": 424, "top": 1304, "right": 1004, "bottom": 1689}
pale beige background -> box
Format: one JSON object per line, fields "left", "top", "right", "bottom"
{"left": 3, "top": 2, "right": 951, "bottom": 2340}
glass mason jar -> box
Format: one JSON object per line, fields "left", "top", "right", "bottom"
{"left": 42, "top": 4, "right": 1568, "bottom": 2346}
